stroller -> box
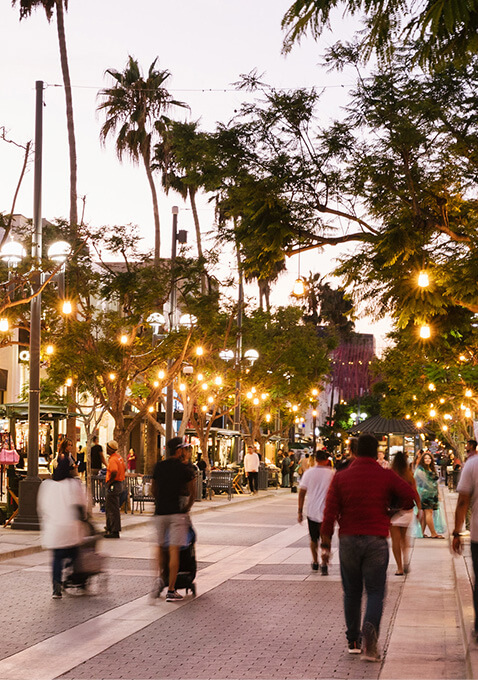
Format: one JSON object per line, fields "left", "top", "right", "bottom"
{"left": 161, "top": 525, "right": 197, "bottom": 596}
{"left": 63, "top": 522, "right": 107, "bottom": 594}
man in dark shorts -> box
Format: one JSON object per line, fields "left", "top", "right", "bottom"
{"left": 151, "top": 437, "right": 196, "bottom": 602}
{"left": 298, "top": 451, "right": 335, "bottom": 574}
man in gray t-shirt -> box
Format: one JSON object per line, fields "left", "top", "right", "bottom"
{"left": 453, "top": 453, "right": 478, "bottom": 638}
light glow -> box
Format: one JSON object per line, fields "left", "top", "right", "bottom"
{"left": 0, "top": 318, "right": 9, "bottom": 332}
{"left": 420, "top": 325, "right": 431, "bottom": 339}
{"left": 418, "top": 270, "right": 430, "bottom": 287}
{"left": 62, "top": 300, "right": 72, "bottom": 315}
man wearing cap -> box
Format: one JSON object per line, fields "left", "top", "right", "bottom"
{"left": 104, "top": 440, "right": 126, "bottom": 539}
{"left": 151, "top": 437, "right": 196, "bottom": 602}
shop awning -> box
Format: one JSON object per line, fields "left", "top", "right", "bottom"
{"left": 0, "top": 402, "right": 68, "bottom": 420}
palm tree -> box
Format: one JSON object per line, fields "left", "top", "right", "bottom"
{"left": 98, "top": 57, "right": 186, "bottom": 262}
{"left": 13, "top": 0, "right": 78, "bottom": 230}
{"left": 154, "top": 120, "right": 207, "bottom": 261}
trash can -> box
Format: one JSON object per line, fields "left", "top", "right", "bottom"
{"left": 258, "top": 463, "right": 268, "bottom": 490}
{"left": 195, "top": 472, "right": 203, "bottom": 502}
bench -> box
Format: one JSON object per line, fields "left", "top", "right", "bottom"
{"left": 207, "top": 470, "right": 233, "bottom": 500}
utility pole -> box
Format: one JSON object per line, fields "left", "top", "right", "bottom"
{"left": 233, "top": 248, "right": 243, "bottom": 463}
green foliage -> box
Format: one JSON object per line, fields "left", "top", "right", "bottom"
{"left": 281, "top": 0, "right": 478, "bottom": 68}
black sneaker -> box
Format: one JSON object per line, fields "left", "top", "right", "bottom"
{"left": 52, "top": 584, "right": 62, "bottom": 599}
{"left": 320, "top": 564, "right": 329, "bottom": 575}
{"left": 362, "top": 622, "right": 380, "bottom": 662}
{"left": 311, "top": 562, "right": 319, "bottom": 571}
{"left": 348, "top": 641, "right": 361, "bottom": 654}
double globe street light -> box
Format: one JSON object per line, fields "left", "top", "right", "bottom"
{"left": 1, "top": 235, "right": 72, "bottom": 529}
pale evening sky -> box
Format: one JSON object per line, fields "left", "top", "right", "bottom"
{"left": 0, "top": 0, "right": 391, "bottom": 350}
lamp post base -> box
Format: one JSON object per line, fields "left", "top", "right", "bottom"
{"left": 11, "top": 477, "right": 42, "bottom": 530}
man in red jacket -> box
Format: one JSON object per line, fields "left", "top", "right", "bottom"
{"left": 321, "top": 434, "right": 417, "bottom": 660}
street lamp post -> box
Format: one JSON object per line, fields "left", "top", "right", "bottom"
{"left": 12, "top": 81, "right": 44, "bottom": 530}
{"left": 165, "top": 206, "right": 188, "bottom": 450}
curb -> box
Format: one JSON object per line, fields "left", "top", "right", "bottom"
{"left": 442, "top": 484, "right": 477, "bottom": 680}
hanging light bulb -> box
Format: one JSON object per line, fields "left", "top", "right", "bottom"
{"left": 420, "top": 325, "right": 431, "bottom": 339}
{"left": 0, "top": 318, "right": 9, "bottom": 332}
{"left": 292, "top": 277, "right": 306, "bottom": 297}
{"left": 158, "top": 369, "right": 165, "bottom": 380}
{"left": 46, "top": 344, "right": 54, "bottom": 355}
{"left": 418, "top": 270, "right": 430, "bottom": 288}
{"left": 65, "top": 377, "right": 73, "bottom": 387}
{"left": 119, "top": 334, "right": 128, "bottom": 345}
{"left": 62, "top": 300, "right": 72, "bottom": 315}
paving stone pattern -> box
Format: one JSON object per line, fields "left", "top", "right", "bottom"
{"left": 0, "top": 566, "right": 151, "bottom": 660}
{"left": 58, "top": 577, "right": 401, "bottom": 680}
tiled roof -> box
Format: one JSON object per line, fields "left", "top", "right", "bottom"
{"left": 349, "top": 415, "right": 425, "bottom": 435}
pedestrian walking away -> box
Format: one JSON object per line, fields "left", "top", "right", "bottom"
{"left": 104, "top": 440, "right": 126, "bottom": 538}
{"left": 321, "top": 433, "right": 418, "bottom": 660}
{"left": 151, "top": 437, "right": 196, "bottom": 602}
{"left": 298, "top": 450, "right": 334, "bottom": 574}
{"left": 90, "top": 435, "right": 107, "bottom": 477}
{"left": 244, "top": 445, "right": 260, "bottom": 494}
{"left": 453, "top": 451, "right": 478, "bottom": 640}
{"left": 37, "top": 456, "right": 88, "bottom": 599}
{"left": 389, "top": 449, "right": 420, "bottom": 575}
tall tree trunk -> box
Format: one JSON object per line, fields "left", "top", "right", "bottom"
{"left": 189, "top": 188, "right": 206, "bottom": 294}
{"left": 56, "top": 0, "right": 78, "bottom": 444}
{"left": 55, "top": 0, "right": 77, "bottom": 230}
{"left": 142, "top": 146, "right": 161, "bottom": 263}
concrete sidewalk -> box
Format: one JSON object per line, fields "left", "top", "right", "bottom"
{"left": 0, "top": 485, "right": 472, "bottom": 679}
{"left": 0, "top": 486, "right": 283, "bottom": 562}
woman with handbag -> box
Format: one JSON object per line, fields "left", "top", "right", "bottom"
{"left": 390, "top": 450, "right": 420, "bottom": 575}
{"left": 37, "top": 456, "right": 87, "bottom": 599}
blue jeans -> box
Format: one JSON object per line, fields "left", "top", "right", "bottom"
{"left": 339, "top": 535, "right": 389, "bottom": 643}
{"left": 52, "top": 546, "right": 78, "bottom": 587}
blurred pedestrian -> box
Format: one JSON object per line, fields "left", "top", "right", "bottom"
{"left": 298, "top": 450, "right": 334, "bottom": 574}
{"left": 390, "top": 450, "right": 419, "bottom": 575}
{"left": 377, "top": 450, "right": 390, "bottom": 469}
{"left": 151, "top": 437, "right": 196, "bottom": 602}
{"left": 196, "top": 452, "right": 207, "bottom": 499}
{"left": 104, "top": 440, "right": 126, "bottom": 539}
{"left": 281, "top": 451, "right": 291, "bottom": 487}
{"left": 37, "top": 456, "right": 87, "bottom": 599}
{"left": 453, "top": 451, "right": 478, "bottom": 640}
{"left": 244, "top": 445, "right": 260, "bottom": 494}
{"left": 90, "top": 435, "right": 106, "bottom": 476}
{"left": 127, "top": 447, "right": 137, "bottom": 472}
{"left": 297, "top": 454, "right": 310, "bottom": 480}
{"left": 414, "top": 452, "right": 443, "bottom": 538}
{"left": 321, "top": 434, "right": 417, "bottom": 660}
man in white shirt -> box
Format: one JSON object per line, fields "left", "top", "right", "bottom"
{"left": 244, "top": 445, "right": 260, "bottom": 494}
{"left": 453, "top": 452, "right": 478, "bottom": 639}
{"left": 298, "top": 450, "right": 335, "bottom": 574}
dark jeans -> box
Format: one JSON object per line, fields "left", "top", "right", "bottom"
{"left": 339, "top": 535, "right": 389, "bottom": 643}
{"left": 471, "top": 541, "right": 478, "bottom": 631}
{"left": 248, "top": 471, "right": 258, "bottom": 493}
{"left": 105, "top": 480, "right": 123, "bottom": 533}
{"left": 52, "top": 546, "right": 78, "bottom": 587}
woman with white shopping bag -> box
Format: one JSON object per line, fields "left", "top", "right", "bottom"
{"left": 37, "top": 456, "right": 87, "bottom": 599}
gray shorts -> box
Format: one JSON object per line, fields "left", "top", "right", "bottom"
{"left": 153, "top": 513, "right": 190, "bottom": 547}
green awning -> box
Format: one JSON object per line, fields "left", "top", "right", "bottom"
{"left": 0, "top": 402, "right": 68, "bottom": 420}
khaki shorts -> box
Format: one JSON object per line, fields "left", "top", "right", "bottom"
{"left": 153, "top": 513, "right": 190, "bottom": 547}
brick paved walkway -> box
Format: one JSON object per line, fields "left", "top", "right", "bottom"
{"left": 0, "top": 491, "right": 468, "bottom": 680}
